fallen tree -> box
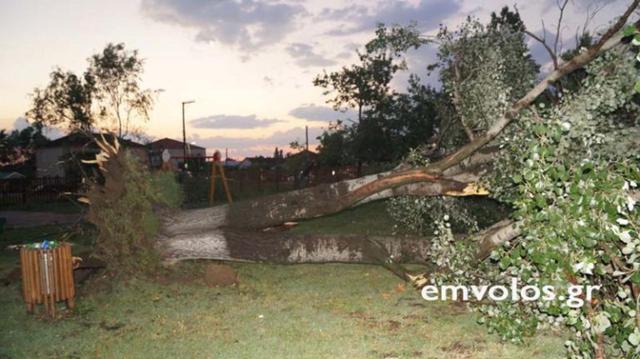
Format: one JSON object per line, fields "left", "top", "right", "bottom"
{"left": 81, "top": 2, "right": 637, "bottom": 274}
{"left": 151, "top": 4, "right": 636, "bottom": 267}
{"left": 79, "top": 4, "right": 640, "bottom": 357}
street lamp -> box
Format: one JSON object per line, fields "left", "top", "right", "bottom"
{"left": 182, "top": 100, "right": 195, "bottom": 169}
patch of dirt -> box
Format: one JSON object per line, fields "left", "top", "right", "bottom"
{"left": 349, "top": 311, "right": 404, "bottom": 332}
{"left": 203, "top": 264, "right": 239, "bottom": 287}
{"left": 440, "top": 340, "right": 485, "bottom": 358}
{"left": 386, "top": 320, "right": 401, "bottom": 331}
{"left": 401, "top": 313, "right": 430, "bottom": 323}
{"left": 2, "top": 267, "right": 21, "bottom": 286}
{"left": 77, "top": 272, "right": 114, "bottom": 296}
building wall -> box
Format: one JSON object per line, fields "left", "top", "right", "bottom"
{"left": 36, "top": 146, "right": 150, "bottom": 178}
{"left": 35, "top": 147, "right": 65, "bottom": 177}
{"left": 166, "top": 147, "right": 206, "bottom": 168}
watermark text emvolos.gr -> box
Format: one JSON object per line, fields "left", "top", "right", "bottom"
{"left": 421, "top": 278, "right": 600, "bottom": 309}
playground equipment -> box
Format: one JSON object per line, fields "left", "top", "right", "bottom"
{"left": 209, "top": 150, "right": 232, "bottom": 206}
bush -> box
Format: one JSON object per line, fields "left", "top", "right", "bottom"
{"left": 85, "top": 143, "right": 182, "bottom": 276}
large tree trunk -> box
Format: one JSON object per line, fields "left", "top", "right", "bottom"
{"left": 159, "top": 231, "right": 433, "bottom": 265}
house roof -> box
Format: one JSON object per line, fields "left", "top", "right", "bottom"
{"left": 40, "top": 132, "right": 146, "bottom": 149}
{"left": 286, "top": 149, "right": 318, "bottom": 159}
{"left": 150, "top": 138, "right": 206, "bottom": 151}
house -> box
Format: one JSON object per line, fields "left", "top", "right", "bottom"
{"left": 149, "top": 138, "right": 206, "bottom": 170}
{"left": 35, "top": 133, "right": 148, "bottom": 178}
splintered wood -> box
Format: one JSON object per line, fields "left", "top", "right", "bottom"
{"left": 20, "top": 243, "right": 75, "bottom": 317}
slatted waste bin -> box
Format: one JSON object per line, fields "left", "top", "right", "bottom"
{"left": 20, "top": 242, "right": 75, "bottom": 317}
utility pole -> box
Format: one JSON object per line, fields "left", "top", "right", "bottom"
{"left": 181, "top": 100, "right": 195, "bottom": 169}
{"left": 305, "top": 125, "right": 309, "bottom": 152}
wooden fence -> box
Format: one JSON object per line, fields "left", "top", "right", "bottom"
{"left": 0, "top": 177, "right": 81, "bottom": 205}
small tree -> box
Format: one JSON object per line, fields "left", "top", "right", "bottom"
{"left": 27, "top": 43, "right": 155, "bottom": 138}
{"left": 314, "top": 24, "right": 432, "bottom": 167}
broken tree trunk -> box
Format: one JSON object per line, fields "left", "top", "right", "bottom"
{"left": 159, "top": 231, "right": 433, "bottom": 265}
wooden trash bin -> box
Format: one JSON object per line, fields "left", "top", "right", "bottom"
{"left": 20, "top": 242, "right": 75, "bottom": 317}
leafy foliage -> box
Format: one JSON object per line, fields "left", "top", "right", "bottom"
{"left": 431, "top": 11, "right": 538, "bottom": 148}
{"left": 314, "top": 25, "right": 442, "bottom": 166}
{"left": 27, "top": 43, "right": 154, "bottom": 138}
{"left": 387, "top": 196, "right": 478, "bottom": 235}
{"left": 376, "top": 10, "right": 640, "bottom": 358}
{"left": 481, "top": 47, "right": 640, "bottom": 357}
{"left": 0, "top": 123, "right": 49, "bottom": 175}
{"left": 86, "top": 140, "right": 182, "bottom": 275}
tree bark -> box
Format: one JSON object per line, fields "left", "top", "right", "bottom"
{"left": 161, "top": 171, "right": 482, "bottom": 235}
{"left": 159, "top": 231, "right": 432, "bottom": 265}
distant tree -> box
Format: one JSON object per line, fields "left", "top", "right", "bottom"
{"left": 314, "top": 24, "right": 426, "bottom": 121}
{"left": 314, "top": 24, "right": 429, "bottom": 169}
{"left": 316, "top": 121, "right": 354, "bottom": 167}
{"left": 274, "top": 147, "right": 285, "bottom": 159}
{"left": 87, "top": 43, "right": 154, "bottom": 138}
{"left": 27, "top": 43, "right": 155, "bottom": 138}
{"left": 0, "top": 123, "right": 50, "bottom": 176}
{"left": 386, "top": 75, "right": 441, "bottom": 158}
{"left": 28, "top": 70, "right": 93, "bottom": 132}
{"left": 289, "top": 140, "right": 305, "bottom": 152}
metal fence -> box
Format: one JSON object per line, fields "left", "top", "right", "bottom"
{"left": 0, "top": 177, "right": 81, "bottom": 206}
{"left": 180, "top": 166, "right": 361, "bottom": 207}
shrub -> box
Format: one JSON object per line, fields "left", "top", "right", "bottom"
{"left": 84, "top": 138, "right": 182, "bottom": 275}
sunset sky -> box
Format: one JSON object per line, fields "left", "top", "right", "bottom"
{"left": 0, "top": 0, "right": 629, "bottom": 158}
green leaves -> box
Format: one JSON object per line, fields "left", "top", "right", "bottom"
{"left": 623, "top": 24, "right": 638, "bottom": 38}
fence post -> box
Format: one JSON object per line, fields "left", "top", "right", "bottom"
{"left": 22, "top": 179, "right": 27, "bottom": 204}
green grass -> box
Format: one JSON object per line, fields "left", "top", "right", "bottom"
{"left": 0, "top": 213, "right": 568, "bottom": 358}
{"left": 0, "top": 262, "right": 566, "bottom": 359}
{"left": 290, "top": 200, "right": 398, "bottom": 236}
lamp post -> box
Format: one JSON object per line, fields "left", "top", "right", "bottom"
{"left": 182, "top": 100, "right": 195, "bottom": 169}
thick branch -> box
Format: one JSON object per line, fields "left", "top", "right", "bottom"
{"left": 474, "top": 219, "right": 522, "bottom": 261}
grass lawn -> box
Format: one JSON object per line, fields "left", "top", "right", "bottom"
{"left": 0, "top": 203, "right": 567, "bottom": 359}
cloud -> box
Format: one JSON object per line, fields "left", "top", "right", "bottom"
{"left": 141, "top": 0, "right": 305, "bottom": 51}
{"left": 190, "top": 114, "right": 283, "bottom": 129}
{"left": 13, "top": 117, "right": 65, "bottom": 140}
{"left": 189, "top": 126, "right": 323, "bottom": 157}
{"left": 289, "top": 104, "right": 356, "bottom": 122}
{"left": 263, "top": 76, "right": 275, "bottom": 86}
{"left": 322, "top": 0, "right": 462, "bottom": 36}
{"left": 286, "top": 43, "right": 337, "bottom": 67}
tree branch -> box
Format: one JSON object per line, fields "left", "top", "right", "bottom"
{"left": 426, "top": 1, "right": 639, "bottom": 175}
{"left": 524, "top": 30, "right": 559, "bottom": 69}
